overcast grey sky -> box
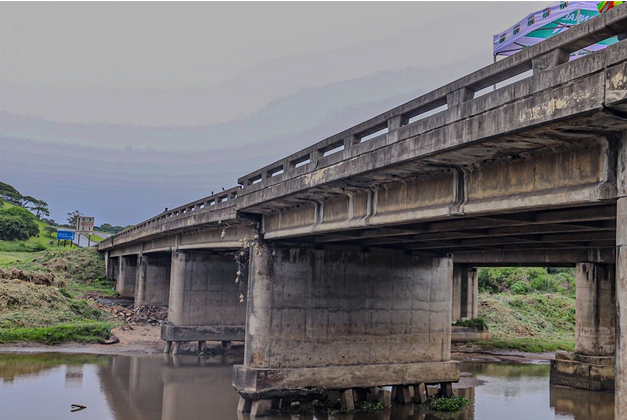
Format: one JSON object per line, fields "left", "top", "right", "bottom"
{"left": 0, "top": 2, "right": 544, "bottom": 226}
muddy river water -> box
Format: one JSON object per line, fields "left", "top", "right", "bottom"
{"left": 0, "top": 352, "right": 613, "bottom": 420}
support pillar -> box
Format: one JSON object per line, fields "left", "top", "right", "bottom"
{"left": 117, "top": 255, "right": 137, "bottom": 298}
{"left": 233, "top": 245, "right": 459, "bottom": 401}
{"left": 550, "top": 263, "right": 616, "bottom": 390}
{"left": 160, "top": 250, "right": 246, "bottom": 351}
{"left": 135, "top": 253, "right": 171, "bottom": 307}
{"left": 452, "top": 265, "right": 478, "bottom": 322}
{"left": 617, "top": 196, "right": 627, "bottom": 420}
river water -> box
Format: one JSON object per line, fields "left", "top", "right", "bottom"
{"left": 0, "top": 352, "right": 613, "bottom": 420}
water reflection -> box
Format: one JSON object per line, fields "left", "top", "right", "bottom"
{"left": 0, "top": 353, "right": 614, "bottom": 420}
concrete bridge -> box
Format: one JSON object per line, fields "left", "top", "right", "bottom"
{"left": 100, "top": 7, "right": 627, "bottom": 417}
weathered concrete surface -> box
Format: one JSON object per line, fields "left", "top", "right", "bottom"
{"left": 233, "top": 246, "right": 458, "bottom": 397}
{"left": 135, "top": 253, "right": 170, "bottom": 307}
{"left": 452, "top": 265, "right": 477, "bottom": 322}
{"left": 233, "top": 361, "right": 459, "bottom": 398}
{"left": 117, "top": 255, "right": 137, "bottom": 298}
{"left": 160, "top": 325, "right": 244, "bottom": 342}
{"left": 98, "top": 186, "right": 243, "bottom": 251}
{"left": 164, "top": 250, "right": 246, "bottom": 345}
{"left": 550, "top": 263, "right": 616, "bottom": 390}
{"left": 551, "top": 353, "right": 615, "bottom": 391}
{"left": 616, "top": 196, "right": 627, "bottom": 419}
{"left": 450, "top": 327, "right": 491, "bottom": 343}
{"left": 575, "top": 264, "right": 616, "bottom": 356}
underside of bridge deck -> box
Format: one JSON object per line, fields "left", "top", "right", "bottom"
{"left": 270, "top": 202, "right": 617, "bottom": 266}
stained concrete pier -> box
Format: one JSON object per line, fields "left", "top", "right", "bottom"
{"left": 162, "top": 250, "right": 246, "bottom": 354}
{"left": 232, "top": 246, "right": 459, "bottom": 404}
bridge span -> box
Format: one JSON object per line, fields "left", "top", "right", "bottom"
{"left": 100, "top": 8, "right": 627, "bottom": 417}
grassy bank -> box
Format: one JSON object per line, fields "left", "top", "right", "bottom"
{"left": 4, "top": 248, "right": 117, "bottom": 296}
{"left": 0, "top": 248, "right": 115, "bottom": 344}
{"left": 475, "top": 292, "right": 575, "bottom": 352}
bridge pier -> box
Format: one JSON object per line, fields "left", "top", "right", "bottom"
{"left": 550, "top": 263, "right": 616, "bottom": 390}
{"left": 233, "top": 245, "right": 459, "bottom": 409}
{"left": 452, "top": 265, "right": 478, "bottom": 322}
{"left": 105, "top": 254, "right": 119, "bottom": 282}
{"left": 135, "top": 253, "right": 171, "bottom": 307}
{"left": 117, "top": 255, "right": 137, "bottom": 298}
{"left": 617, "top": 196, "right": 627, "bottom": 420}
{"left": 162, "top": 250, "right": 246, "bottom": 353}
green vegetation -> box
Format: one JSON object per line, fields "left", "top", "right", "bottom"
{"left": 0, "top": 279, "right": 112, "bottom": 344}
{"left": 0, "top": 200, "right": 56, "bottom": 252}
{"left": 0, "top": 247, "right": 116, "bottom": 344}
{"left": 7, "top": 248, "right": 117, "bottom": 296}
{"left": 476, "top": 292, "right": 575, "bottom": 352}
{"left": 453, "top": 318, "right": 487, "bottom": 331}
{"left": 0, "top": 205, "right": 40, "bottom": 241}
{"left": 0, "top": 252, "right": 32, "bottom": 268}
{"left": 478, "top": 267, "right": 575, "bottom": 297}
{"left": 474, "top": 266, "right": 577, "bottom": 352}
{"left": 420, "top": 395, "right": 470, "bottom": 412}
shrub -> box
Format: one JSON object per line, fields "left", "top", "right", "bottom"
{"left": 511, "top": 281, "right": 529, "bottom": 294}
{"left": 0, "top": 206, "right": 39, "bottom": 241}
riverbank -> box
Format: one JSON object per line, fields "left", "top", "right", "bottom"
{"left": 0, "top": 324, "right": 554, "bottom": 365}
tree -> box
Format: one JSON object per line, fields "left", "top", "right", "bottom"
{"left": 44, "top": 226, "right": 57, "bottom": 238}
{"left": 0, "top": 181, "right": 23, "bottom": 205}
{"left": 29, "top": 199, "right": 50, "bottom": 218}
{"left": 0, "top": 182, "right": 50, "bottom": 220}
{"left": 0, "top": 206, "right": 40, "bottom": 241}
{"left": 67, "top": 210, "right": 83, "bottom": 229}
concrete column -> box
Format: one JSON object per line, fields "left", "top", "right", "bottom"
{"left": 551, "top": 262, "right": 616, "bottom": 391}
{"left": 617, "top": 196, "right": 627, "bottom": 420}
{"left": 135, "top": 253, "right": 146, "bottom": 306}
{"left": 162, "top": 250, "right": 246, "bottom": 350}
{"left": 575, "top": 263, "right": 615, "bottom": 356}
{"left": 116, "top": 255, "right": 137, "bottom": 298}
{"left": 135, "top": 253, "right": 171, "bottom": 307}
{"left": 234, "top": 246, "right": 459, "bottom": 400}
{"left": 104, "top": 252, "right": 111, "bottom": 279}
{"left": 452, "top": 265, "right": 478, "bottom": 322}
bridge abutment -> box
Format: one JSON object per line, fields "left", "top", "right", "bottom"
{"left": 550, "top": 263, "right": 616, "bottom": 391}
{"left": 162, "top": 250, "right": 246, "bottom": 354}
{"left": 135, "top": 253, "right": 171, "bottom": 307}
{"left": 233, "top": 245, "right": 459, "bottom": 407}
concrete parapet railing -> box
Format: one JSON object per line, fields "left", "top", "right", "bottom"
{"left": 236, "top": 6, "right": 627, "bottom": 197}
{"left": 98, "top": 186, "right": 241, "bottom": 250}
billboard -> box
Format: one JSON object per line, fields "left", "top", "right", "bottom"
{"left": 493, "top": 1, "right": 618, "bottom": 59}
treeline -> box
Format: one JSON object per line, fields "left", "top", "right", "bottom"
{"left": 478, "top": 267, "right": 576, "bottom": 297}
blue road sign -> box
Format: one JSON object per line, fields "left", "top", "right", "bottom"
{"left": 57, "top": 230, "right": 75, "bottom": 241}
